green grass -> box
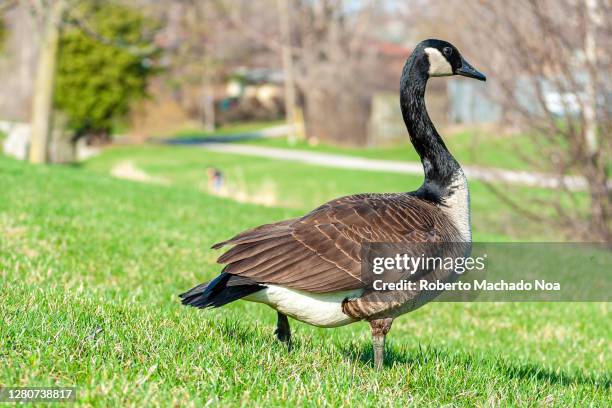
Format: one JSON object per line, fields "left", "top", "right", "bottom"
{"left": 1, "top": 155, "right": 609, "bottom": 406}
{"left": 249, "top": 130, "right": 538, "bottom": 171}
{"left": 83, "top": 144, "right": 577, "bottom": 241}
{"left": 152, "top": 119, "right": 536, "bottom": 170}
{"left": 165, "top": 120, "right": 284, "bottom": 140}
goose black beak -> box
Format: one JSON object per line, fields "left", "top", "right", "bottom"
{"left": 457, "top": 57, "right": 486, "bottom": 81}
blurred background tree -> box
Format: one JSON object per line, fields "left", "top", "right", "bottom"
{"left": 225, "top": 0, "right": 396, "bottom": 146}
{"left": 425, "top": 0, "right": 611, "bottom": 241}
{"left": 55, "top": 0, "right": 160, "bottom": 144}
{"left": 0, "top": 0, "right": 608, "bottom": 241}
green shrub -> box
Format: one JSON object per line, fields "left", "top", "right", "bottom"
{"left": 55, "top": 1, "right": 159, "bottom": 139}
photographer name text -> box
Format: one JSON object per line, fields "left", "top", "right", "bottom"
{"left": 372, "top": 279, "right": 561, "bottom": 292}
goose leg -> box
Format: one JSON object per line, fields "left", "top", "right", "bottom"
{"left": 275, "top": 312, "right": 292, "bottom": 349}
{"left": 370, "top": 318, "right": 393, "bottom": 369}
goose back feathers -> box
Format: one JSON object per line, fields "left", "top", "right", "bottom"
{"left": 213, "top": 192, "right": 463, "bottom": 294}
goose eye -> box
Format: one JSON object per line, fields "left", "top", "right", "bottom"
{"left": 443, "top": 47, "right": 452, "bottom": 57}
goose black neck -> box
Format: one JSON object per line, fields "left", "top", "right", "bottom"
{"left": 400, "top": 50, "right": 460, "bottom": 188}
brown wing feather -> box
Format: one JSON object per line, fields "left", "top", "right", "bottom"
{"left": 213, "top": 193, "right": 460, "bottom": 293}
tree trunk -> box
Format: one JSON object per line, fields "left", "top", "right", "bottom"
{"left": 29, "top": 0, "right": 66, "bottom": 164}
{"left": 201, "top": 69, "right": 215, "bottom": 132}
{"left": 583, "top": 0, "right": 609, "bottom": 241}
{"left": 277, "top": 0, "right": 297, "bottom": 144}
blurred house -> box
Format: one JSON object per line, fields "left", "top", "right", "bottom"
{"left": 366, "top": 41, "right": 451, "bottom": 146}
{"left": 447, "top": 80, "right": 501, "bottom": 124}
{"left": 447, "top": 73, "right": 610, "bottom": 125}
{"left": 364, "top": 41, "right": 410, "bottom": 146}
{"left": 221, "top": 67, "right": 285, "bottom": 122}
{"left": 131, "top": 66, "right": 285, "bottom": 137}
{"left": 364, "top": 41, "right": 521, "bottom": 144}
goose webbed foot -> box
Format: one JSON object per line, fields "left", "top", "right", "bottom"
{"left": 370, "top": 318, "right": 394, "bottom": 369}
{"left": 275, "top": 312, "right": 292, "bottom": 350}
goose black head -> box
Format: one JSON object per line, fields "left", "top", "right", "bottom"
{"left": 419, "top": 39, "right": 486, "bottom": 81}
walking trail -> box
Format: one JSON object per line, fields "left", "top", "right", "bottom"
{"left": 200, "top": 143, "right": 594, "bottom": 191}
{"left": 161, "top": 124, "right": 605, "bottom": 191}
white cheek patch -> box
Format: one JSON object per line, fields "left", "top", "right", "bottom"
{"left": 424, "top": 47, "right": 453, "bottom": 77}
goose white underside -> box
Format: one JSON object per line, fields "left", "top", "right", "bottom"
{"left": 244, "top": 285, "right": 363, "bottom": 328}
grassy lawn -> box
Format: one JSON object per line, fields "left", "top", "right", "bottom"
{"left": 163, "top": 120, "right": 285, "bottom": 140}
{"left": 1, "top": 155, "right": 609, "bottom": 406}
{"left": 83, "top": 144, "right": 574, "bottom": 241}
{"left": 247, "top": 130, "right": 538, "bottom": 171}
{"left": 154, "top": 121, "right": 538, "bottom": 171}
{"left": 0, "top": 130, "right": 5, "bottom": 154}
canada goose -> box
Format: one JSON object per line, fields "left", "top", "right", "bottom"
{"left": 181, "top": 39, "right": 486, "bottom": 369}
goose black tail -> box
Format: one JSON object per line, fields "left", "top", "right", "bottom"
{"left": 179, "top": 273, "right": 264, "bottom": 309}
